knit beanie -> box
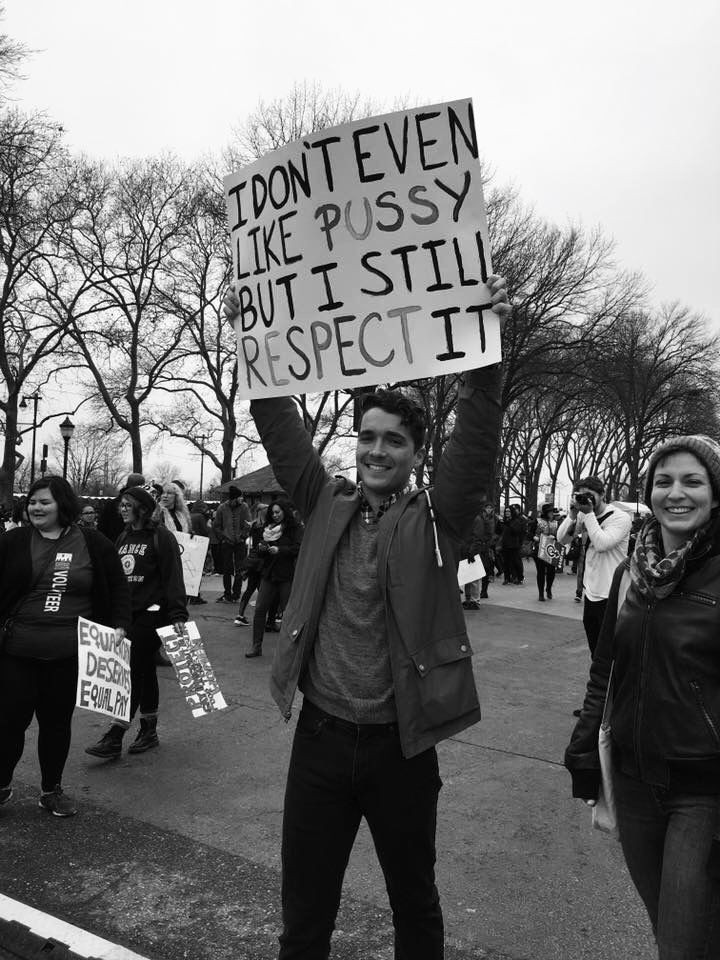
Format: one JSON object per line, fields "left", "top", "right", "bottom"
{"left": 122, "top": 486, "right": 157, "bottom": 514}
{"left": 644, "top": 435, "right": 720, "bottom": 507}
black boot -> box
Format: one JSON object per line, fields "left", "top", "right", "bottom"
{"left": 85, "top": 724, "right": 126, "bottom": 759}
{"left": 127, "top": 717, "right": 159, "bottom": 754}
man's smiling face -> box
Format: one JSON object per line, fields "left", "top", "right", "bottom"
{"left": 356, "top": 408, "right": 423, "bottom": 511}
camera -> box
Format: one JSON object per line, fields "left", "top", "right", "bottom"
{"left": 574, "top": 493, "right": 595, "bottom": 506}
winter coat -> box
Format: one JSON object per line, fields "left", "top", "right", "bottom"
{"left": 565, "top": 542, "right": 720, "bottom": 796}
{"left": 250, "top": 365, "right": 502, "bottom": 759}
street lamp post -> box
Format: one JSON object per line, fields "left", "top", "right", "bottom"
{"left": 517, "top": 469, "right": 526, "bottom": 511}
{"left": 59, "top": 416, "right": 76, "bottom": 481}
{"left": 198, "top": 434, "right": 208, "bottom": 500}
{"left": 20, "top": 391, "right": 41, "bottom": 484}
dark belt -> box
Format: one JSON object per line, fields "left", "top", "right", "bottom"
{"left": 302, "top": 699, "right": 398, "bottom": 738}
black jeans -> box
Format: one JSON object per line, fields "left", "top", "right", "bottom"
{"left": 279, "top": 700, "right": 444, "bottom": 960}
{"left": 615, "top": 767, "right": 720, "bottom": 956}
{"left": 129, "top": 612, "right": 163, "bottom": 719}
{"left": 502, "top": 548, "right": 523, "bottom": 583}
{"left": 582, "top": 597, "right": 608, "bottom": 657}
{"left": 221, "top": 541, "right": 247, "bottom": 599}
{"left": 0, "top": 654, "right": 77, "bottom": 792}
{"left": 238, "top": 569, "right": 263, "bottom": 615}
{"left": 533, "top": 558, "right": 556, "bottom": 597}
{"left": 251, "top": 578, "right": 292, "bottom": 652}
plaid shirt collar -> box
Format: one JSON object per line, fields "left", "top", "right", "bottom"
{"left": 357, "top": 481, "right": 416, "bottom": 525}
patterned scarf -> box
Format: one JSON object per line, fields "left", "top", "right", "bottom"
{"left": 630, "top": 515, "right": 714, "bottom": 600}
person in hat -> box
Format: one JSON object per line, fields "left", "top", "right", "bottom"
{"left": 85, "top": 486, "right": 187, "bottom": 759}
{"left": 532, "top": 502, "right": 560, "bottom": 601}
{"left": 96, "top": 473, "right": 146, "bottom": 542}
{"left": 565, "top": 435, "right": 720, "bottom": 956}
{"left": 212, "top": 485, "right": 251, "bottom": 603}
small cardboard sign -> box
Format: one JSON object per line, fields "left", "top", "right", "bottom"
{"left": 157, "top": 621, "right": 227, "bottom": 717}
{"left": 224, "top": 98, "right": 499, "bottom": 399}
{"left": 76, "top": 617, "right": 131, "bottom": 722}
{"left": 457, "top": 555, "right": 486, "bottom": 586}
{"left": 172, "top": 532, "right": 209, "bottom": 596}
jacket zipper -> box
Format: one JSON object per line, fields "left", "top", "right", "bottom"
{"left": 633, "top": 600, "right": 653, "bottom": 779}
{"left": 690, "top": 680, "right": 720, "bottom": 749}
{"left": 675, "top": 590, "right": 717, "bottom": 607}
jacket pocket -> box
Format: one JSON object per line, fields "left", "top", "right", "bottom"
{"left": 410, "top": 633, "right": 474, "bottom": 676}
{"left": 690, "top": 680, "right": 720, "bottom": 750}
{"left": 409, "top": 633, "right": 478, "bottom": 727}
{"left": 674, "top": 590, "right": 718, "bottom": 607}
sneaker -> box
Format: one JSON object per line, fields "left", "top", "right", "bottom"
{"left": 575, "top": 595, "right": 582, "bottom": 603}
{"left": 39, "top": 786, "right": 77, "bottom": 817}
{"left": 234, "top": 615, "right": 249, "bottom": 626}
{"left": 215, "top": 595, "right": 232, "bottom": 603}
{"left": 0, "top": 785, "right": 12, "bottom": 805}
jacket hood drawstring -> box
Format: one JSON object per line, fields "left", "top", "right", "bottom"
{"left": 424, "top": 489, "right": 444, "bottom": 569}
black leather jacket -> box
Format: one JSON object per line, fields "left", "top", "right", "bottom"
{"left": 565, "top": 542, "right": 720, "bottom": 797}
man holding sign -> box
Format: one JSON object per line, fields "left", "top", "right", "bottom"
{"left": 223, "top": 278, "right": 509, "bottom": 959}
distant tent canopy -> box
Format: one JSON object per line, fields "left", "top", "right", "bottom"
{"left": 216, "top": 466, "right": 286, "bottom": 499}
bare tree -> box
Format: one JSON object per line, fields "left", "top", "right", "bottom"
{"left": 227, "top": 81, "right": 383, "bottom": 168}
{"left": 55, "top": 155, "right": 202, "bottom": 471}
{"left": 58, "top": 423, "right": 128, "bottom": 494}
{"left": 0, "top": 5, "right": 28, "bottom": 99}
{"left": 0, "top": 109, "right": 84, "bottom": 506}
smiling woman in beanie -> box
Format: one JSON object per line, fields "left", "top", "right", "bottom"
{"left": 565, "top": 435, "right": 720, "bottom": 955}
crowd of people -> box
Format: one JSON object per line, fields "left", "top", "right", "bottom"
{"left": 0, "top": 271, "right": 718, "bottom": 957}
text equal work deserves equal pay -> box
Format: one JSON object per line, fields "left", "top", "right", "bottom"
{"left": 224, "top": 99, "right": 500, "bottom": 399}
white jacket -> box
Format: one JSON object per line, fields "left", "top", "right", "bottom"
{"left": 557, "top": 508, "right": 631, "bottom": 602}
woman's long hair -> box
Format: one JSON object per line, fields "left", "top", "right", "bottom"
{"left": 154, "top": 482, "right": 191, "bottom": 533}
{"left": 265, "top": 497, "right": 298, "bottom": 534}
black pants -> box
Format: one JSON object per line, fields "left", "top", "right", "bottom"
{"left": 533, "top": 558, "right": 556, "bottom": 597}
{"left": 238, "top": 569, "right": 263, "bottom": 615}
{"left": 582, "top": 597, "right": 608, "bottom": 657}
{"left": 221, "top": 542, "right": 247, "bottom": 599}
{"left": 279, "top": 700, "right": 444, "bottom": 959}
{"left": 502, "top": 548, "right": 523, "bottom": 583}
{"left": 0, "top": 654, "right": 77, "bottom": 792}
{"left": 251, "top": 578, "right": 292, "bottom": 651}
{"left": 129, "top": 612, "right": 163, "bottom": 719}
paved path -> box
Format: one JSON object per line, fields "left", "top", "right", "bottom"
{"left": 0, "top": 561, "right": 653, "bottom": 959}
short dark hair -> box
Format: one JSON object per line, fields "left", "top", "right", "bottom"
{"left": 574, "top": 476, "right": 605, "bottom": 498}
{"left": 359, "top": 390, "right": 426, "bottom": 452}
{"left": 26, "top": 476, "right": 81, "bottom": 527}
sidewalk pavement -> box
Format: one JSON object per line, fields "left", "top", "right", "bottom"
{"left": 0, "top": 561, "right": 654, "bottom": 960}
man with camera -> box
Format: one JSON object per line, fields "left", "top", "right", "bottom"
{"left": 557, "top": 477, "right": 630, "bottom": 659}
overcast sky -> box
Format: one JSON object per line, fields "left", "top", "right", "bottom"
{"left": 5, "top": 0, "right": 719, "bottom": 487}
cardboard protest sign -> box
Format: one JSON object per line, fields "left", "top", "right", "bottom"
{"left": 457, "top": 555, "right": 486, "bottom": 586}
{"left": 172, "top": 532, "right": 209, "bottom": 596}
{"left": 224, "top": 98, "right": 499, "bottom": 399}
{"left": 157, "top": 621, "right": 226, "bottom": 717}
{"left": 76, "top": 617, "right": 131, "bottom": 722}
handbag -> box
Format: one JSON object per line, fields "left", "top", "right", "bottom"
{"left": 592, "top": 661, "right": 618, "bottom": 838}
{"left": 591, "top": 569, "right": 631, "bottom": 838}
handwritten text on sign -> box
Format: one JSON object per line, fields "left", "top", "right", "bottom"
{"left": 76, "top": 617, "right": 131, "bottom": 722}
{"left": 224, "top": 99, "right": 498, "bottom": 398}
{"left": 157, "top": 621, "right": 227, "bottom": 717}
